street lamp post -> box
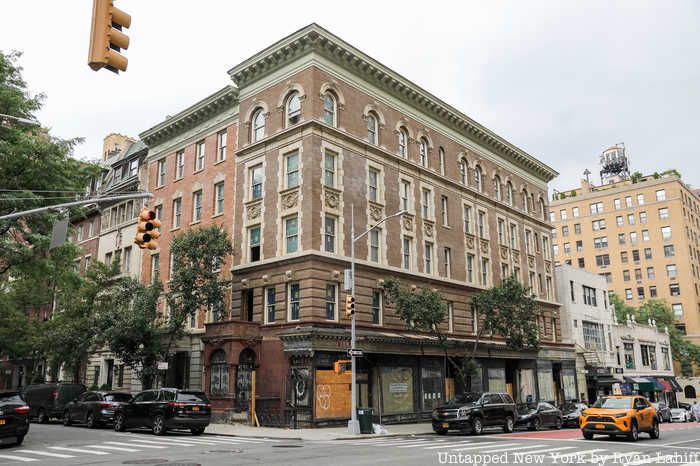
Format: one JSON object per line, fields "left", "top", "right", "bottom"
{"left": 0, "top": 113, "right": 41, "bottom": 127}
{"left": 348, "top": 204, "right": 405, "bottom": 435}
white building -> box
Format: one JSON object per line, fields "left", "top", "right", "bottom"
{"left": 556, "top": 264, "right": 677, "bottom": 405}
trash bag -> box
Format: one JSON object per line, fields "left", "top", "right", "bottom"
{"left": 372, "top": 423, "right": 388, "bottom": 435}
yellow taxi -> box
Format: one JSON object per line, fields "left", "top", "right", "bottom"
{"left": 580, "top": 395, "right": 659, "bottom": 441}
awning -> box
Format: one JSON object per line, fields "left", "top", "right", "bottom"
{"left": 651, "top": 378, "right": 667, "bottom": 391}
{"left": 595, "top": 377, "right": 623, "bottom": 385}
{"left": 657, "top": 379, "right": 673, "bottom": 392}
{"left": 657, "top": 376, "right": 682, "bottom": 392}
{"left": 624, "top": 376, "right": 657, "bottom": 392}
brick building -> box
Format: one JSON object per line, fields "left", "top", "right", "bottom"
{"left": 138, "top": 24, "right": 574, "bottom": 425}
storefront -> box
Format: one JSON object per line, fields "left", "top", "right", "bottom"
{"left": 623, "top": 376, "right": 681, "bottom": 406}
{"left": 586, "top": 367, "right": 624, "bottom": 403}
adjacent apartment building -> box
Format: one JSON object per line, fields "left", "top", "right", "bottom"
{"left": 550, "top": 165, "right": 700, "bottom": 373}
{"left": 137, "top": 24, "right": 574, "bottom": 425}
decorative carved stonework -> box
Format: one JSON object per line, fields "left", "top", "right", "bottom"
{"left": 369, "top": 204, "right": 383, "bottom": 222}
{"left": 424, "top": 222, "right": 434, "bottom": 238}
{"left": 545, "top": 262, "right": 551, "bottom": 273}
{"left": 528, "top": 256, "right": 535, "bottom": 268}
{"left": 324, "top": 189, "right": 340, "bottom": 209}
{"left": 512, "top": 251, "right": 520, "bottom": 262}
{"left": 246, "top": 202, "right": 261, "bottom": 220}
{"left": 281, "top": 189, "right": 299, "bottom": 209}
{"left": 402, "top": 215, "right": 413, "bottom": 232}
{"left": 480, "top": 240, "right": 489, "bottom": 254}
{"left": 466, "top": 235, "right": 475, "bottom": 249}
{"left": 500, "top": 246, "right": 509, "bottom": 260}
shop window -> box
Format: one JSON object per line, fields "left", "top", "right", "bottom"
{"left": 210, "top": 350, "right": 229, "bottom": 396}
{"left": 380, "top": 367, "right": 414, "bottom": 415}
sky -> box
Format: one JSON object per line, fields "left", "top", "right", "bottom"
{"left": 2, "top": 1, "right": 699, "bottom": 194}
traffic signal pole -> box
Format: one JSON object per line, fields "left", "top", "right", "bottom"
{"left": 0, "top": 192, "right": 153, "bottom": 221}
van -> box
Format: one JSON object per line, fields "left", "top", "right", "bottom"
{"left": 22, "top": 383, "right": 86, "bottom": 423}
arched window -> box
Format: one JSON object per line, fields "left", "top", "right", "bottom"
{"left": 367, "top": 113, "right": 378, "bottom": 145}
{"left": 494, "top": 175, "right": 502, "bottom": 201}
{"left": 323, "top": 93, "right": 336, "bottom": 126}
{"left": 474, "top": 166, "right": 483, "bottom": 192}
{"left": 522, "top": 189, "right": 529, "bottom": 212}
{"left": 286, "top": 92, "right": 301, "bottom": 126}
{"left": 209, "top": 350, "right": 228, "bottom": 396}
{"left": 398, "top": 127, "right": 408, "bottom": 158}
{"left": 459, "top": 160, "right": 467, "bottom": 185}
{"left": 236, "top": 349, "right": 256, "bottom": 409}
{"left": 685, "top": 385, "right": 697, "bottom": 399}
{"left": 251, "top": 108, "right": 265, "bottom": 143}
{"left": 438, "top": 147, "right": 446, "bottom": 175}
{"left": 506, "top": 182, "right": 514, "bottom": 206}
{"left": 419, "top": 138, "right": 428, "bottom": 168}
{"left": 539, "top": 198, "right": 546, "bottom": 220}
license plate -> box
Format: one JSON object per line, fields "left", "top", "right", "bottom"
{"left": 0, "top": 419, "right": 5, "bottom": 425}
{"left": 596, "top": 424, "right": 605, "bottom": 429}
{"left": 442, "top": 423, "right": 449, "bottom": 428}
{"left": 192, "top": 406, "right": 200, "bottom": 411}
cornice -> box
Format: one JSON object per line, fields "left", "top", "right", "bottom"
{"left": 139, "top": 86, "right": 239, "bottom": 148}
{"left": 227, "top": 23, "right": 558, "bottom": 183}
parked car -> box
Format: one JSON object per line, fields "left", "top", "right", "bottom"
{"left": 671, "top": 408, "right": 691, "bottom": 422}
{"left": 63, "top": 391, "right": 132, "bottom": 428}
{"left": 580, "top": 395, "right": 659, "bottom": 441}
{"left": 113, "top": 388, "right": 211, "bottom": 435}
{"left": 516, "top": 402, "right": 563, "bottom": 430}
{"left": 678, "top": 402, "right": 696, "bottom": 421}
{"left": 22, "top": 383, "right": 85, "bottom": 423}
{"left": 560, "top": 401, "right": 588, "bottom": 428}
{"left": 0, "top": 391, "right": 30, "bottom": 446}
{"left": 431, "top": 392, "right": 517, "bottom": 435}
{"left": 652, "top": 402, "right": 672, "bottom": 423}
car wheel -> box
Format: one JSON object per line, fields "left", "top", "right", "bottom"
{"left": 470, "top": 417, "right": 483, "bottom": 435}
{"left": 86, "top": 412, "right": 96, "bottom": 429}
{"left": 15, "top": 435, "right": 25, "bottom": 446}
{"left": 152, "top": 414, "right": 167, "bottom": 436}
{"left": 63, "top": 410, "right": 72, "bottom": 426}
{"left": 530, "top": 417, "right": 541, "bottom": 431}
{"left": 555, "top": 417, "right": 562, "bottom": 430}
{"left": 649, "top": 421, "right": 660, "bottom": 439}
{"left": 503, "top": 416, "right": 514, "bottom": 433}
{"left": 113, "top": 413, "right": 126, "bottom": 432}
{"left": 37, "top": 408, "right": 48, "bottom": 424}
{"left": 628, "top": 422, "right": 639, "bottom": 442}
{"left": 191, "top": 427, "right": 205, "bottom": 436}
{"left": 583, "top": 431, "right": 594, "bottom": 440}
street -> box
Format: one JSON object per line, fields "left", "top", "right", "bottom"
{"left": 3, "top": 423, "right": 700, "bottom": 465}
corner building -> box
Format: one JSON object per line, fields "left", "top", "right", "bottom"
{"left": 141, "top": 24, "right": 573, "bottom": 425}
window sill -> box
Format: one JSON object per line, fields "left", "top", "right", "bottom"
{"left": 174, "top": 177, "right": 183, "bottom": 183}
{"left": 212, "top": 212, "right": 224, "bottom": 218}
{"left": 215, "top": 158, "right": 226, "bottom": 165}
{"left": 170, "top": 226, "right": 181, "bottom": 232}
{"left": 190, "top": 220, "right": 201, "bottom": 226}
{"left": 193, "top": 168, "right": 204, "bottom": 175}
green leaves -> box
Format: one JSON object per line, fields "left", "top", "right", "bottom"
{"left": 382, "top": 277, "right": 446, "bottom": 331}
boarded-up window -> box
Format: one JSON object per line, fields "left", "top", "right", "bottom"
{"left": 315, "top": 370, "right": 351, "bottom": 419}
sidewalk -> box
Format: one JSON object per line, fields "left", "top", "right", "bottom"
{"left": 206, "top": 421, "right": 435, "bottom": 441}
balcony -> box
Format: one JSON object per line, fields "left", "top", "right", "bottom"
{"left": 203, "top": 319, "right": 261, "bottom": 341}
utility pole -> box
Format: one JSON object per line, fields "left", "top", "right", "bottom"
{"left": 0, "top": 192, "right": 153, "bottom": 221}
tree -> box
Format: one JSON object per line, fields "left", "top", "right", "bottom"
{"left": 383, "top": 275, "right": 541, "bottom": 393}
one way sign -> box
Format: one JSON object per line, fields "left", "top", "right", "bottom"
{"left": 347, "top": 349, "right": 364, "bottom": 358}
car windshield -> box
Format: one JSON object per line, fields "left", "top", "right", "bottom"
{"left": 593, "top": 397, "right": 632, "bottom": 409}
{"left": 104, "top": 393, "right": 132, "bottom": 402}
{"left": 0, "top": 393, "right": 23, "bottom": 403}
{"left": 449, "top": 393, "right": 481, "bottom": 405}
{"left": 177, "top": 392, "right": 209, "bottom": 403}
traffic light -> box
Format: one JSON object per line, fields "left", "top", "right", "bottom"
{"left": 134, "top": 208, "right": 161, "bottom": 250}
{"left": 88, "top": 0, "right": 131, "bottom": 73}
{"left": 334, "top": 360, "right": 351, "bottom": 374}
{"left": 345, "top": 295, "right": 355, "bottom": 317}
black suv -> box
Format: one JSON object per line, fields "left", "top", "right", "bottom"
{"left": 113, "top": 388, "right": 211, "bottom": 435}
{"left": 432, "top": 392, "right": 517, "bottom": 435}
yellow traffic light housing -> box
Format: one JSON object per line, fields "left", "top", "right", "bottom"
{"left": 334, "top": 360, "right": 351, "bottom": 375}
{"left": 345, "top": 295, "right": 355, "bottom": 317}
{"left": 88, "top": 0, "right": 131, "bottom": 73}
{"left": 135, "top": 208, "right": 161, "bottom": 250}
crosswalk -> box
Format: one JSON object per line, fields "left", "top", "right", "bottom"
{"left": 333, "top": 436, "right": 700, "bottom": 465}
{"left": 0, "top": 434, "right": 281, "bottom": 463}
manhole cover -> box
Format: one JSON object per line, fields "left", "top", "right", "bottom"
{"left": 272, "top": 445, "right": 303, "bottom": 448}
{"left": 123, "top": 461, "right": 170, "bottom": 465}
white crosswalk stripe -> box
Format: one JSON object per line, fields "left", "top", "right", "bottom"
{"left": 473, "top": 444, "right": 546, "bottom": 454}
{"left": 0, "top": 454, "right": 38, "bottom": 463}
{"left": 353, "top": 438, "right": 433, "bottom": 445}
{"left": 105, "top": 441, "right": 167, "bottom": 449}
{"left": 551, "top": 448, "right": 606, "bottom": 460}
{"left": 84, "top": 444, "right": 143, "bottom": 452}
{"left": 209, "top": 435, "right": 274, "bottom": 442}
{"left": 15, "top": 450, "right": 75, "bottom": 458}
{"left": 508, "top": 446, "right": 577, "bottom": 456}
{"left": 626, "top": 454, "right": 675, "bottom": 466}
{"left": 126, "top": 438, "right": 196, "bottom": 447}
{"left": 48, "top": 446, "right": 109, "bottom": 455}
{"left": 396, "top": 441, "right": 455, "bottom": 448}
{"left": 451, "top": 442, "right": 515, "bottom": 452}
{"left": 425, "top": 441, "right": 502, "bottom": 450}
{"left": 135, "top": 436, "right": 220, "bottom": 445}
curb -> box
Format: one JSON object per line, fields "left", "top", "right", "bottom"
{"left": 333, "top": 432, "right": 434, "bottom": 441}
{"left": 207, "top": 431, "right": 303, "bottom": 441}
{"left": 207, "top": 428, "right": 435, "bottom": 442}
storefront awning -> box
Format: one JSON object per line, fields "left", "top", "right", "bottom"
{"left": 657, "top": 379, "right": 673, "bottom": 392}
{"left": 657, "top": 376, "right": 682, "bottom": 392}
{"left": 596, "top": 377, "right": 623, "bottom": 385}
{"left": 624, "top": 376, "right": 657, "bottom": 392}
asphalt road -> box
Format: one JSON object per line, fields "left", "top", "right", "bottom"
{"left": 3, "top": 422, "right": 700, "bottom": 465}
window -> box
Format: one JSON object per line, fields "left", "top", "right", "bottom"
{"left": 157, "top": 159, "right": 166, "bottom": 187}
{"left": 463, "top": 205, "right": 472, "bottom": 234}
{"left": 576, "top": 240, "right": 583, "bottom": 252}
{"left": 592, "top": 219, "right": 606, "bottom": 231}
{"left": 639, "top": 211, "right": 647, "bottom": 224}
{"left": 574, "top": 223, "right": 581, "bottom": 234}
{"left": 659, "top": 207, "right": 669, "bottom": 219}
{"left": 443, "top": 247, "right": 452, "bottom": 278}
{"left": 440, "top": 196, "right": 449, "bottom": 226}
{"left": 632, "top": 249, "right": 640, "bottom": 262}
{"left": 402, "top": 236, "right": 412, "bottom": 269}
{"left": 553, "top": 244, "right": 559, "bottom": 256}
{"left": 466, "top": 254, "right": 475, "bottom": 282}
{"left": 214, "top": 182, "right": 225, "bottom": 215}
{"left": 285, "top": 217, "right": 298, "bottom": 253}
{"left": 401, "top": 180, "right": 411, "bottom": 211}
{"left": 481, "top": 258, "right": 490, "bottom": 285}
{"left": 642, "top": 230, "right": 649, "bottom": 242}
{"left": 582, "top": 321, "right": 605, "bottom": 350}
{"left": 650, "top": 285, "right": 657, "bottom": 297}
{"left": 625, "top": 196, "right": 633, "bottom": 208}
{"left": 371, "top": 291, "right": 382, "bottom": 325}
{"left": 590, "top": 202, "right": 604, "bottom": 214}
{"left": 252, "top": 108, "right": 265, "bottom": 142}
{"left": 250, "top": 164, "right": 263, "bottom": 200}
{"left": 672, "top": 303, "right": 683, "bottom": 318}
{"left": 509, "top": 223, "right": 518, "bottom": 249}
{"left": 285, "top": 152, "right": 299, "bottom": 188}
{"left": 324, "top": 151, "right": 337, "bottom": 188}
{"left": 424, "top": 242, "right": 433, "bottom": 274}
{"left": 583, "top": 286, "right": 597, "bottom": 306}
{"left": 614, "top": 199, "right": 621, "bottom": 209}
{"left": 616, "top": 216, "right": 624, "bottom": 227}
{"left": 209, "top": 350, "right": 228, "bottom": 396}
{"left": 439, "top": 147, "right": 445, "bottom": 175}
{"left": 368, "top": 168, "right": 379, "bottom": 202}
{"left": 506, "top": 182, "right": 513, "bottom": 206}
{"left": 593, "top": 236, "right": 608, "bottom": 249}
{"left": 560, "top": 209, "right": 568, "bottom": 221}
{"left": 494, "top": 176, "right": 502, "bottom": 201}
{"left": 325, "top": 284, "right": 337, "bottom": 320}
{"left": 569, "top": 280, "right": 576, "bottom": 302}
{"left": 122, "top": 246, "right": 132, "bottom": 273}
{"left": 474, "top": 166, "right": 483, "bottom": 192}
{"left": 630, "top": 231, "right": 638, "bottom": 244}
{"left": 195, "top": 141, "right": 205, "bottom": 171}
{"left": 656, "top": 189, "right": 666, "bottom": 201}
{"left": 627, "top": 213, "right": 635, "bottom": 225}
{"left": 418, "top": 138, "right": 429, "bottom": 167}
{"left": 550, "top": 212, "right": 556, "bottom": 223}
{"left": 623, "top": 269, "right": 631, "bottom": 281}
{"left": 249, "top": 226, "right": 261, "bottom": 262}
{"left": 647, "top": 267, "right": 655, "bottom": 279}
{"left": 369, "top": 229, "right": 380, "bottom": 263}
{"left": 174, "top": 150, "right": 185, "bottom": 179}
{"left": 288, "top": 282, "right": 300, "bottom": 321}
{"left": 477, "top": 211, "right": 486, "bottom": 238}
{"left": 625, "top": 288, "right": 633, "bottom": 300}
{"left": 286, "top": 92, "right": 301, "bottom": 126}
{"left": 618, "top": 233, "right": 626, "bottom": 245}
{"left": 562, "top": 225, "right": 569, "bottom": 237}
{"left": 192, "top": 190, "right": 202, "bottom": 223}
{"left": 150, "top": 254, "right": 160, "bottom": 282}
{"left": 265, "top": 287, "right": 276, "bottom": 323}
{"left": 578, "top": 257, "right": 585, "bottom": 268}
{"left": 398, "top": 128, "right": 408, "bottom": 158}
{"left": 637, "top": 286, "right": 645, "bottom": 299}
{"left": 525, "top": 229, "right": 532, "bottom": 254}
{"left": 459, "top": 160, "right": 467, "bottom": 185}
{"left": 421, "top": 189, "right": 431, "bottom": 218}
{"left": 497, "top": 219, "right": 505, "bottom": 244}
{"left": 662, "top": 347, "right": 670, "bottom": 371}
{"left": 324, "top": 215, "right": 336, "bottom": 253}
{"left": 323, "top": 93, "right": 336, "bottom": 126}
{"left": 367, "top": 113, "right": 377, "bottom": 144}
{"left": 217, "top": 130, "right": 227, "bottom": 162}
{"left": 624, "top": 343, "right": 635, "bottom": 369}
{"left": 447, "top": 302, "right": 454, "bottom": 333}
{"left": 621, "top": 251, "right": 628, "bottom": 263}
{"left": 661, "top": 226, "right": 672, "bottom": 240}
{"left": 128, "top": 159, "right": 138, "bottom": 177}
{"left": 664, "top": 244, "right": 675, "bottom": 257}
{"left": 172, "top": 198, "right": 182, "bottom": 228}
{"left": 595, "top": 254, "right": 610, "bottom": 266}
{"left": 572, "top": 206, "right": 580, "bottom": 218}
{"left": 670, "top": 283, "right": 680, "bottom": 296}
{"left": 644, "top": 248, "right": 652, "bottom": 259}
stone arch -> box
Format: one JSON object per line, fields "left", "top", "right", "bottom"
{"left": 414, "top": 130, "right": 434, "bottom": 150}
{"left": 319, "top": 82, "right": 346, "bottom": 108}
{"left": 362, "top": 103, "right": 386, "bottom": 127}
{"left": 244, "top": 100, "right": 270, "bottom": 125}
{"left": 277, "top": 82, "right": 306, "bottom": 109}
{"left": 685, "top": 385, "right": 697, "bottom": 399}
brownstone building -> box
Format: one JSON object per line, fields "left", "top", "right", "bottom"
{"left": 139, "top": 24, "right": 574, "bottom": 425}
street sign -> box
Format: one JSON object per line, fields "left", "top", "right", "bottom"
{"left": 343, "top": 269, "right": 353, "bottom": 291}
{"left": 347, "top": 349, "right": 363, "bottom": 358}
{"left": 157, "top": 362, "right": 168, "bottom": 370}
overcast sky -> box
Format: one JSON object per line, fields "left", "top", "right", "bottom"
{"left": 2, "top": 1, "right": 699, "bottom": 193}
